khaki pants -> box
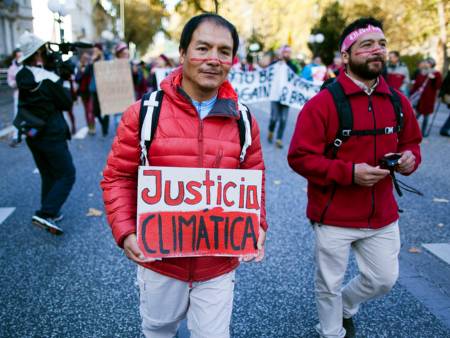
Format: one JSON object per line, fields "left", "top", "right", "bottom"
{"left": 314, "top": 221, "right": 400, "bottom": 338}
{"left": 137, "top": 266, "right": 235, "bottom": 338}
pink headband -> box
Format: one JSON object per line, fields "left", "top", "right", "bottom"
{"left": 340, "top": 25, "right": 384, "bottom": 53}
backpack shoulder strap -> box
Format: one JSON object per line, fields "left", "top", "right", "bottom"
{"left": 237, "top": 102, "right": 252, "bottom": 163}
{"left": 139, "top": 90, "right": 164, "bottom": 165}
{"left": 325, "top": 81, "right": 353, "bottom": 158}
{"left": 388, "top": 87, "right": 404, "bottom": 132}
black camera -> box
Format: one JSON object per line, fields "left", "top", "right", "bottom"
{"left": 43, "top": 41, "right": 93, "bottom": 80}
{"left": 379, "top": 154, "right": 401, "bottom": 170}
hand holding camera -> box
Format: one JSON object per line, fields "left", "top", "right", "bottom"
{"left": 381, "top": 151, "right": 415, "bottom": 175}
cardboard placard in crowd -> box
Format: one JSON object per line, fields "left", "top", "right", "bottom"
{"left": 94, "top": 59, "right": 135, "bottom": 116}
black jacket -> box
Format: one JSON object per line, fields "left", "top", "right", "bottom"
{"left": 16, "top": 66, "right": 72, "bottom": 140}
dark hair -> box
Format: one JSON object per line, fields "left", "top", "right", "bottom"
{"left": 389, "top": 51, "right": 400, "bottom": 58}
{"left": 339, "top": 17, "right": 383, "bottom": 52}
{"left": 179, "top": 13, "right": 239, "bottom": 57}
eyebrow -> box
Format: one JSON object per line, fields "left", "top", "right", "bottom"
{"left": 195, "top": 40, "right": 232, "bottom": 50}
{"left": 359, "top": 38, "right": 387, "bottom": 45}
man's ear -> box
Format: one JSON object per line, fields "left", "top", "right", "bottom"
{"left": 341, "top": 51, "right": 349, "bottom": 65}
{"left": 179, "top": 48, "right": 185, "bottom": 65}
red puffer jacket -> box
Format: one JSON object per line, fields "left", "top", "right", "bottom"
{"left": 101, "top": 67, "right": 267, "bottom": 282}
{"left": 288, "top": 72, "right": 422, "bottom": 229}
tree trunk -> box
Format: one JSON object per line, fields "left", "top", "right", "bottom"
{"left": 437, "top": 0, "right": 448, "bottom": 75}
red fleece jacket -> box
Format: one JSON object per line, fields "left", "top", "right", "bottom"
{"left": 288, "top": 72, "right": 422, "bottom": 228}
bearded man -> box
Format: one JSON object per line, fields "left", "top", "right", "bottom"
{"left": 287, "top": 18, "right": 422, "bottom": 338}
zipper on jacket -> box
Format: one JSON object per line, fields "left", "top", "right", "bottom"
{"left": 368, "top": 95, "right": 376, "bottom": 225}
{"left": 198, "top": 118, "right": 204, "bottom": 167}
{"left": 320, "top": 183, "right": 337, "bottom": 223}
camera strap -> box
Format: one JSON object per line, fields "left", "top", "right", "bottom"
{"left": 323, "top": 80, "right": 403, "bottom": 159}
{"left": 389, "top": 171, "right": 423, "bottom": 197}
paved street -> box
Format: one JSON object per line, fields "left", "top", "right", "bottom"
{"left": 1, "top": 99, "right": 450, "bottom": 338}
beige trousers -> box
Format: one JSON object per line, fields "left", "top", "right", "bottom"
{"left": 137, "top": 266, "right": 235, "bottom": 338}
{"left": 314, "top": 221, "right": 400, "bottom": 338}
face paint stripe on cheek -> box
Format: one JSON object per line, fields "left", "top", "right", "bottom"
{"left": 190, "top": 57, "right": 233, "bottom": 65}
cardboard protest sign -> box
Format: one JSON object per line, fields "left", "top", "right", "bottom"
{"left": 155, "top": 68, "right": 174, "bottom": 90}
{"left": 137, "top": 167, "right": 262, "bottom": 259}
{"left": 94, "top": 59, "right": 135, "bottom": 116}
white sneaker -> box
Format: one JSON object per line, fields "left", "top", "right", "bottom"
{"left": 32, "top": 215, "right": 63, "bottom": 235}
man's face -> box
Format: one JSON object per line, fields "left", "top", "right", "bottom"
{"left": 118, "top": 48, "right": 130, "bottom": 60}
{"left": 180, "top": 21, "right": 233, "bottom": 94}
{"left": 15, "top": 51, "right": 22, "bottom": 61}
{"left": 388, "top": 52, "right": 399, "bottom": 65}
{"left": 93, "top": 47, "right": 102, "bottom": 61}
{"left": 281, "top": 49, "right": 291, "bottom": 61}
{"left": 343, "top": 31, "right": 387, "bottom": 80}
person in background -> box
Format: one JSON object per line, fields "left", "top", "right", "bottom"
{"left": 411, "top": 60, "right": 428, "bottom": 85}
{"left": 134, "top": 60, "right": 149, "bottom": 99}
{"left": 268, "top": 45, "right": 298, "bottom": 148}
{"left": 7, "top": 48, "right": 22, "bottom": 147}
{"left": 16, "top": 32, "right": 75, "bottom": 234}
{"left": 148, "top": 53, "right": 174, "bottom": 92}
{"left": 385, "top": 51, "right": 410, "bottom": 95}
{"left": 301, "top": 55, "right": 326, "bottom": 84}
{"left": 87, "top": 43, "right": 109, "bottom": 136}
{"left": 75, "top": 52, "right": 96, "bottom": 135}
{"left": 326, "top": 53, "right": 343, "bottom": 79}
{"left": 113, "top": 41, "right": 132, "bottom": 128}
{"left": 438, "top": 69, "right": 450, "bottom": 137}
{"left": 410, "top": 57, "right": 442, "bottom": 136}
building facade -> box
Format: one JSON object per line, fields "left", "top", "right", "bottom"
{"left": 0, "top": 0, "right": 33, "bottom": 60}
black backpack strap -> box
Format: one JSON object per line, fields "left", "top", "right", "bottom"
{"left": 325, "top": 81, "right": 353, "bottom": 158}
{"left": 139, "top": 90, "right": 164, "bottom": 165}
{"left": 237, "top": 102, "right": 252, "bottom": 163}
{"left": 388, "top": 87, "right": 404, "bottom": 132}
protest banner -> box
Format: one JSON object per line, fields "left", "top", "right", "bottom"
{"left": 228, "top": 65, "right": 278, "bottom": 104}
{"left": 155, "top": 62, "right": 320, "bottom": 110}
{"left": 94, "top": 59, "right": 135, "bottom": 116}
{"left": 137, "top": 166, "right": 262, "bottom": 259}
{"left": 278, "top": 64, "right": 321, "bottom": 109}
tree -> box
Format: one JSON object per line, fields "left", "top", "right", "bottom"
{"left": 308, "top": 1, "right": 346, "bottom": 65}
{"left": 112, "top": 0, "right": 167, "bottom": 54}
{"left": 341, "top": 0, "right": 449, "bottom": 73}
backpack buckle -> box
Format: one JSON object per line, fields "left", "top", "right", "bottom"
{"left": 385, "top": 126, "right": 394, "bottom": 134}
{"left": 341, "top": 129, "right": 351, "bottom": 137}
{"left": 333, "top": 138, "right": 343, "bottom": 147}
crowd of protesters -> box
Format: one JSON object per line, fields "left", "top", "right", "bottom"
{"left": 5, "top": 37, "right": 448, "bottom": 144}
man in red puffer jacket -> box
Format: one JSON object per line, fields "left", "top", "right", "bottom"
{"left": 101, "top": 14, "right": 267, "bottom": 338}
{"left": 288, "top": 18, "right": 421, "bottom": 338}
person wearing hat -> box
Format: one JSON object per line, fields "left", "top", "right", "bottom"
{"left": 288, "top": 18, "right": 422, "bottom": 338}
{"left": 15, "top": 32, "right": 76, "bottom": 235}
